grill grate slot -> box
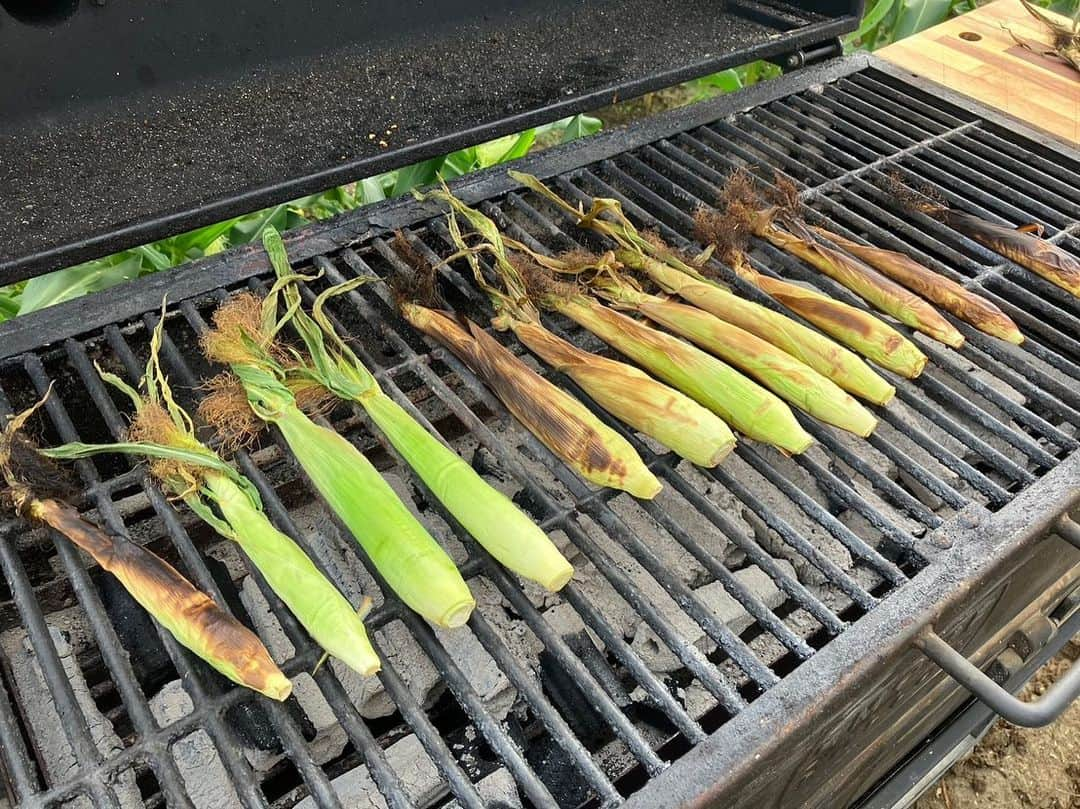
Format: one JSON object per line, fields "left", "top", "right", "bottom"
{"left": 0, "top": 62, "right": 1078, "bottom": 807}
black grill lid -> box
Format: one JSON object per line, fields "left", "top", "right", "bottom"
{"left": 0, "top": 0, "right": 859, "bottom": 283}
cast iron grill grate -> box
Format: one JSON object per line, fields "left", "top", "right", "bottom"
{"left": 0, "top": 60, "right": 1077, "bottom": 808}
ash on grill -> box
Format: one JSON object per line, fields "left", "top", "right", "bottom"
{"left": 0, "top": 61, "right": 1078, "bottom": 809}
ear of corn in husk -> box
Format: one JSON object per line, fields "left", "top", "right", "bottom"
{"left": 199, "top": 290, "right": 475, "bottom": 629}
{"left": 260, "top": 228, "right": 574, "bottom": 592}
{"left": 44, "top": 312, "right": 381, "bottom": 676}
{"left": 4, "top": 393, "right": 292, "bottom": 699}
{"left": 810, "top": 226, "right": 1024, "bottom": 344}
{"left": 508, "top": 170, "right": 896, "bottom": 405}
{"left": 399, "top": 300, "right": 662, "bottom": 497}
{"left": 421, "top": 190, "right": 736, "bottom": 468}
{"left": 388, "top": 230, "right": 661, "bottom": 496}
{"left": 908, "top": 192, "right": 1080, "bottom": 299}
{"left": 510, "top": 250, "right": 814, "bottom": 454}
{"left": 695, "top": 186, "right": 926, "bottom": 377}
{"left": 589, "top": 272, "right": 877, "bottom": 437}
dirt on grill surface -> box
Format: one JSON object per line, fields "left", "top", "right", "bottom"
{"left": 916, "top": 641, "right": 1080, "bottom": 809}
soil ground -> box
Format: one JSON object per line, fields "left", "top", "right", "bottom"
{"left": 916, "top": 641, "right": 1080, "bottom": 809}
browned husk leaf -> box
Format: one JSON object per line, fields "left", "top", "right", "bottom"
{"left": 198, "top": 374, "right": 263, "bottom": 451}
{"left": 31, "top": 497, "right": 289, "bottom": 699}
{"left": 463, "top": 321, "right": 632, "bottom": 484}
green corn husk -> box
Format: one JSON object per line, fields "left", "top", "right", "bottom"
{"left": 260, "top": 228, "right": 574, "bottom": 592}
{"left": 717, "top": 247, "right": 928, "bottom": 378}
{"left": 753, "top": 211, "right": 965, "bottom": 349}
{"left": 4, "top": 397, "right": 291, "bottom": 699}
{"left": 533, "top": 283, "right": 814, "bottom": 454}
{"left": 508, "top": 170, "right": 896, "bottom": 405}
{"left": 422, "top": 191, "right": 736, "bottom": 467}
{"left": 811, "top": 226, "right": 1024, "bottom": 344}
{"left": 922, "top": 204, "right": 1080, "bottom": 299}
{"left": 400, "top": 300, "right": 663, "bottom": 498}
{"left": 43, "top": 314, "right": 381, "bottom": 676}
{"left": 590, "top": 274, "right": 877, "bottom": 437}
{"left": 614, "top": 249, "right": 896, "bottom": 405}
{"left": 200, "top": 292, "right": 476, "bottom": 629}
{"left": 728, "top": 249, "right": 928, "bottom": 378}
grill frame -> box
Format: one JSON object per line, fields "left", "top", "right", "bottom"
{"left": 0, "top": 53, "right": 1077, "bottom": 809}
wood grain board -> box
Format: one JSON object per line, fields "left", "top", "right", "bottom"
{"left": 879, "top": 0, "right": 1079, "bottom": 144}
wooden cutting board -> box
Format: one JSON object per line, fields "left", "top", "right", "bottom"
{"left": 878, "top": 0, "right": 1079, "bottom": 144}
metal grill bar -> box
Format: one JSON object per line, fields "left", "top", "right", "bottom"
{"left": 0, "top": 664, "right": 36, "bottom": 802}
{"left": 299, "top": 260, "right": 706, "bottom": 756}
{"left": 26, "top": 350, "right": 289, "bottom": 809}
{"left": 1, "top": 60, "right": 1077, "bottom": 809}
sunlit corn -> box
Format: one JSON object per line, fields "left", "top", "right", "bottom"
{"left": 261, "top": 227, "right": 574, "bottom": 592}
{"left": 200, "top": 292, "right": 475, "bottom": 628}
{"left": 591, "top": 273, "right": 877, "bottom": 437}
{"left": 812, "top": 227, "right": 1024, "bottom": 344}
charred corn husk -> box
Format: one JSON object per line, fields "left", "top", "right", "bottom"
{"left": 422, "top": 189, "right": 736, "bottom": 467}
{"left": 811, "top": 227, "right": 1024, "bottom": 344}
{"left": 731, "top": 248, "right": 928, "bottom": 377}
{"left": 3, "top": 397, "right": 291, "bottom": 699}
{"left": 919, "top": 202, "right": 1080, "bottom": 299}
{"left": 752, "top": 212, "right": 963, "bottom": 348}
{"left": 400, "top": 301, "right": 662, "bottom": 497}
{"left": 508, "top": 170, "right": 895, "bottom": 404}
{"left": 591, "top": 274, "right": 877, "bottom": 437}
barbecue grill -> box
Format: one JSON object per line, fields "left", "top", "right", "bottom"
{"left": 1, "top": 3, "right": 1079, "bottom": 808}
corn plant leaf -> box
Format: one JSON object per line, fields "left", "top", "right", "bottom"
{"left": 892, "top": 0, "right": 952, "bottom": 39}
{"left": 391, "top": 157, "right": 447, "bottom": 198}
{"left": 476, "top": 130, "right": 536, "bottom": 166}
{"left": 18, "top": 254, "right": 144, "bottom": 315}
{"left": 845, "top": 0, "right": 897, "bottom": 46}
{"left": 694, "top": 69, "right": 743, "bottom": 93}
{"left": 559, "top": 114, "right": 603, "bottom": 143}
{"left": 0, "top": 293, "right": 20, "bottom": 320}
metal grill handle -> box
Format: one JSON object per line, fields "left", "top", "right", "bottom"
{"left": 917, "top": 518, "right": 1080, "bottom": 728}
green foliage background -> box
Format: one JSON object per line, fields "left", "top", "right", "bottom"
{"left": 3, "top": 0, "right": 1073, "bottom": 321}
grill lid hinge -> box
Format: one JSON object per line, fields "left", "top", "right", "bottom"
{"left": 777, "top": 37, "right": 845, "bottom": 71}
